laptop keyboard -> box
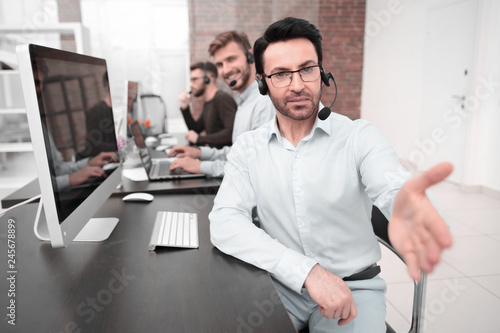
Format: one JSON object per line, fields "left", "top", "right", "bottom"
{"left": 150, "top": 160, "right": 171, "bottom": 176}
{"left": 148, "top": 211, "right": 199, "bottom": 250}
{"left": 158, "top": 161, "right": 170, "bottom": 175}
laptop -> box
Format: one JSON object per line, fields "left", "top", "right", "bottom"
{"left": 129, "top": 121, "right": 205, "bottom": 180}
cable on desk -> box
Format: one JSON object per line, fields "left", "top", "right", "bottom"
{"left": 0, "top": 194, "right": 42, "bottom": 218}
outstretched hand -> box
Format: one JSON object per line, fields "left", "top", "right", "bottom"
{"left": 388, "top": 162, "right": 454, "bottom": 280}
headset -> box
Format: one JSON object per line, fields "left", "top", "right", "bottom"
{"left": 202, "top": 62, "right": 210, "bottom": 84}
{"left": 255, "top": 66, "right": 337, "bottom": 120}
{"left": 235, "top": 32, "right": 255, "bottom": 65}
{"left": 228, "top": 33, "right": 255, "bottom": 88}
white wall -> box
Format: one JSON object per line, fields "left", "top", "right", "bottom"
{"left": 80, "top": 0, "right": 190, "bottom": 133}
{"left": 0, "top": 0, "right": 191, "bottom": 135}
{"left": 0, "top": 0, "right": 61, "bottom": 52}
{"left": 361, "top": 0, "right": 426, "bottom": 158}
{"left": 473, "top": 1, "right": 500, "bottom": 192}
{"left": 361, "top": 0, "right": 500, "bottom": 192}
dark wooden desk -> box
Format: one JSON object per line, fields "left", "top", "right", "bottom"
{"left": 0, "top": 194, "right": 296, "bottom": 332}
{"left": 1, "top": 175, "right": 222, "bottom": 209}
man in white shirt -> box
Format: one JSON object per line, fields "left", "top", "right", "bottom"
{"left": 168, "top": 31, "right": 274, "bottom": 177}
{"left": 209, "top": 17, "right": 453, "bottom": 332}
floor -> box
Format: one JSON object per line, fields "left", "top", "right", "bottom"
{"left": 382, "top": 181, "right": 500, "bottom": 333}
{"left": 1, "top": 151, "right": 499, "bottom": 332}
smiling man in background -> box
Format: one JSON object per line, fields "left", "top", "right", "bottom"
{"left": 168, "top": 31, "right": 274, "bottom": 177}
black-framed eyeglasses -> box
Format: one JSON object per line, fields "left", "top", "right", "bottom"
{"left": 262, "top": 65, "right": 322, "bottom": 88}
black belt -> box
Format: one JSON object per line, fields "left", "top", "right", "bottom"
{"left": 343, "top": 264, "right": 381, "bottom": 282}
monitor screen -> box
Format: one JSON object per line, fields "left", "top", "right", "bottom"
{"left": 125, "top": 81, "right": 139, "bottom": 137}
{"left": 17, "top": 44, "right": 121, "bottom": 248}
{"left": 126, "top": 81, "right": 139, "bottom": 120}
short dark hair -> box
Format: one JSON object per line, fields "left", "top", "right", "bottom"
{"left": 253, "top": 17, "right": 323, "bottom": 74}
{"left": 190, "top": 61, "right": 218, "bottom": 79}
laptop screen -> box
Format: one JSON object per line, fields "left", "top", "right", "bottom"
{"left": 129, "top": 120, "right": 152, "bottom": 172}
{"left": 130, "top": 120, "right": 146, "bottom": 148}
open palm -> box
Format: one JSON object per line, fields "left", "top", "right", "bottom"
{"left": 388, "top": 162, "right": 454, "bottom": 280}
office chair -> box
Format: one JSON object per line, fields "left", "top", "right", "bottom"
{"left": 139, "top": 93, "right": 167, "bottom": 135}
{"left": 371, "top": 206, "right": 427, "bottom": 333}
{"left": 299, "top": 207, "right": 427, "bottom": 333}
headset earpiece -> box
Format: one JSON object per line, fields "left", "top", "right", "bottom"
{"left": 318, "top": 67, "right": 338, "bottom": 121}
{"left": 246, "top": 52, "right": 255, "bottom": 64}
{"left": 203, "top": 62, "right": 210, "bottom": 84}
{"left": 320, "top": 66, "right": 332, "bottom": 87}
{"left": 255, "top": 75, "right": 268, "bottom": 95}
{"left": 235, "top": 32, "right": 255, "bottom": 65}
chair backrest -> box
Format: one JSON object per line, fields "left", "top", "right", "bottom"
{"left": 371, "top": 206, "right": 427, "bottom": 333}
{"left": 137, "top": 94, "right": 167, "bottom": 135}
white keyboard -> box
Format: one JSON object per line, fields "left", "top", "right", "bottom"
{"left": 148, "top": 211, "right": 199, "bottom": 251}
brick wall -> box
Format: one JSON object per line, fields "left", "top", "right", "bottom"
{"left": 55, "top": 1, "right": 365, "bottom": 121}
{"left": 57, "top": 0, "right": 82, "bottom": 52}
{"left": 319, "top": 0, "right": 366, "bottom": 120}
{"left": 188, "top": 0, "right": 366, "bottom": 119}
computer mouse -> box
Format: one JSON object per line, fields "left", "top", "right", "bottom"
{"left": 122, "top": 192, "right": 154, "bottom": 202}
{"left": 145, "top": 136, "right": 158, "bottom": 145}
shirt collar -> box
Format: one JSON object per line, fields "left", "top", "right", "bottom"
{"left": 237, "top": 80, "right": 258, "bottom": 106}
{"left": 268, "top": 102, "right": 331, "bottom": 143}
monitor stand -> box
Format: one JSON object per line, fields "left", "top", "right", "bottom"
{"left": 34, "top": 197, "right": 119, "bottom": 243}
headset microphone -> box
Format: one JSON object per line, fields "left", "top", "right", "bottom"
{"left": 228, "top": 32, "right": 254, "bottom": 88}
{"left": 229, "top": 62, "right": 251, "bottom": 87}
{"left": 318, "top": 72, "right": 337, "bottom": 121}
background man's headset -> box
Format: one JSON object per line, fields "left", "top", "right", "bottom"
{"left": 203, "top": 62, "right": 210, "bottom": 84}
{"left": 255, "top": 65, "right": 337, "bottom": 120}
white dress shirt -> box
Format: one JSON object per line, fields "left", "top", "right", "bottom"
{"left": 199, "top": 81, "right": 274, "bottom": 177}
{"left": 209, "top": 112, "right": 412, "bottom": 293}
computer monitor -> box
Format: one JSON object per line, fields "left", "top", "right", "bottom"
{"left": 125, "top": 80, "right": 139, "bottom": 137}
{"left": 16, "top": 44, "right": 121, "bottom": 248}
